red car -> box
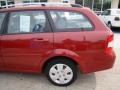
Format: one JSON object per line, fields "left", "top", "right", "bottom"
{"left": 0, "top": 3, "right": 116, "bottom": 86}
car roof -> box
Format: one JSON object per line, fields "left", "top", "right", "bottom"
{"left": 0, "top": 3, "right": 85, "bottom": 12}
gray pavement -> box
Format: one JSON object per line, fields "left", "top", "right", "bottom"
{"left": 0, "top": 29, "right": 120, "bottom": 90}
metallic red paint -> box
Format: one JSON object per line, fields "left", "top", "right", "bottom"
{"left": 1, "top": 33, "right": 54, "bottom": 72}
{"left": 0, "top": 5, "right": 116, "bottom": 74}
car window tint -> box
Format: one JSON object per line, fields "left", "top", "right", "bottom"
{"left": 50, "top": 11, "right": 93, "bottom": 31}
{"left": 102, "top": 10, "right": 110, "bottom": 15}
{"left": 0, "top": 13, "right": 6, "bottom": 30}
{"left": 7, "top": 11, "right": 47, "bottom": 34}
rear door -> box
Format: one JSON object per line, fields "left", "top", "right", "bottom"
{"left": 1, "top": 10, "right": 53, "bottom": 72}
{"left": 0, "top": 12, "right": 6, "bottom": 70}
{"left": 49, "top": 10, "right": 93, "bottom": 53}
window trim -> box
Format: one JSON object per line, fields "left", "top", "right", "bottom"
{"left": 48, "top": 10, "right": 95, "bottom": 32}
{"left": 3, "top": 10, "right": 52, "bottom": 35}
{"left": 0, "top": 12, "right": 7, "bottom": 35}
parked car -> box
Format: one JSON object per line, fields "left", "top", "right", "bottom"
{"left": 99, "top": 9, "right": 120, "bottom": 28}
{"left": 94, "top": 11, "right": 102, "bottom": 15}
{"left": 0, "top": 3, "right": 116, "bottom": 86}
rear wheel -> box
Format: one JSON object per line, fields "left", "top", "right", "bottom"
{"left": 45, "top": 58, "right": 77, "bottom": 86}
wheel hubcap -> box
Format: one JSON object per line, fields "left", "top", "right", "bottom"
{"left": 49, "top": 64, "right": 73, "bottom": 84}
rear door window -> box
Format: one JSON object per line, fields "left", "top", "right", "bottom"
{"left": 7, "top": 11, "right": 48, "bottom": 34}
{"left": 0, "top": 13, "right": 6, "bottom": 31}
{"left": 50, "top": 10, "right": 93, "bottom": 32}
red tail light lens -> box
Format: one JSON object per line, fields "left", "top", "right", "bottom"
{"left": 107, "top": 35, "right": 114, "bottom": 48}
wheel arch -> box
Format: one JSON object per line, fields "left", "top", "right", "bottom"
{"left": 108, "top": 21, "right": 111, "bottom": 24}
{"left": 42, "top": 56, "right": 79, "bottom": 73}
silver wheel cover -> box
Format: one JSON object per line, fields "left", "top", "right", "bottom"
{"left": 49, "top": 64, "right": 73, "bottom": 84}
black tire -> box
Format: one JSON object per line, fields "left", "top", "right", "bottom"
{"left": 45, "top": 58, "right": 77, "bottom": 86}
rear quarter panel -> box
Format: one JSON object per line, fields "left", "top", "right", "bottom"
{"left": 53, "top": 8, "right": 113, "bottom": 73}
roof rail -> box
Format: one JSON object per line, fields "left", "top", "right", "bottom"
{"left": 0, "top": 2, "right": 82, "bottom": 8}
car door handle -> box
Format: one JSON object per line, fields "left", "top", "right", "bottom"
{"left": 33, "top": 38, "right": 44, "bottom": 41}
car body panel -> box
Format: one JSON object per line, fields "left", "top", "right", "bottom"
{"left": 53, "top": 29, "right": 115, "bottom": 73}
{"left": 100, "top": 9, "right": 120, "bottom": 27}
{"left": 1, "top": 33, "right": 54, "bottom": 72}
{"left": 0, "top": 35, "right": 4, "bottom": 71}
{"left": 0, "top": 5, "right": 116, "bottom": 74}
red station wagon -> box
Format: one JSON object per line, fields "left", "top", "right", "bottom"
{"left": 0, "top": 3, "right": 116, "bottom": 86}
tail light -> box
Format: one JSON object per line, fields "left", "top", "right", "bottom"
{"left": 107, "top": 34, "right": 114, "bottom": 48}
{"left": 114, "top": 17, "right": 120, "bottom": 21}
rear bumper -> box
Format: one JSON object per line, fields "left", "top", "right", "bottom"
{"left": 79, "top": 48, "right": 116, "bottom": 73}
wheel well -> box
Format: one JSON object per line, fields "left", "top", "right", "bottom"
{"left": 42, "top": 56, "right": 78, "bottom": 72}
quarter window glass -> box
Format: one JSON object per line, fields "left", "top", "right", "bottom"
{"left": 8, "top": 11, "right": 46, "bottom": 34}
{"left": 0, "top": 13, "right": 5, "bottom": 30}
{"left": 50, "top": 11, "right": 93, "bottom": 31}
